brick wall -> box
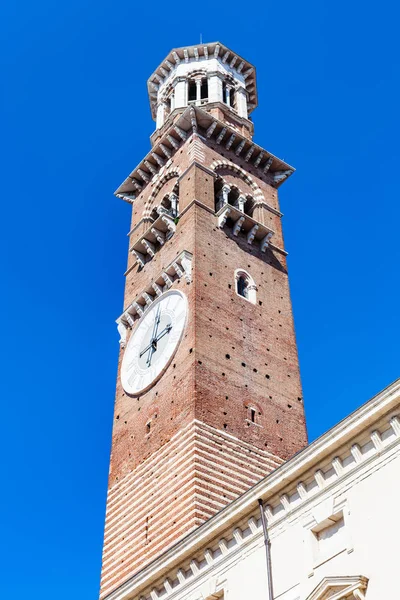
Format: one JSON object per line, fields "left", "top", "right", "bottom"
{"left": 99, "top": 134, "right": 307, "bottom": 598}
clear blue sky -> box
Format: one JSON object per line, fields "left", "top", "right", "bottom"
{"left": 1, "top": 0, "right": 399, "bottom": 597}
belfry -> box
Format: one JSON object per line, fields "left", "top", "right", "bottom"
{"left": 100, "top": 42, "right": 308, "bottom": 599}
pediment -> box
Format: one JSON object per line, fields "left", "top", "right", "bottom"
{"left": 306, "top": 576, "right": 368, "bottom": 600}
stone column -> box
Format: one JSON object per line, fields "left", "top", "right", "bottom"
{"left": 169, "top": 192, "right": 178, "bottom": 217}
{"left": 237, "top": 195, "right": 246, "bottom": 213}
{"left": 225, "top": 85, "right": 232, "bottom": 107}
{"left": 174, "top": 78, "right": 187, "bottom": 108}
{"left": 156, "top": 101, "right": 166, "bottom": 129}
{"left": 217, "top": 184, "right": 231, "bottom": 211}
{"left": 208, "top": 73, "right": 223, "bottom": 103}
{"left": 236, "top": 86, "right": 248, "bottom": 118}
{"left": 195, "top": 78, "right": 202, "bottom": 105}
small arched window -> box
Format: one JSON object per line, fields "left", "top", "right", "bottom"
{"left": 237, "top": 276, "right": 248, "bottom": 298}
{"left": 228, "top": 186, "right": 239, "bottom": 207}
{"left": 244, "top": 195, "right": 255, "bottom": 217}
{"left": 235, "top": 269, "right": 257, "bottom": 304}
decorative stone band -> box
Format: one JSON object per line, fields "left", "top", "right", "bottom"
{"left": 143, "top": 169, "right": 182, "bottom": 219}
{"left": 101, "top": 380, "right": 400, "bottom": 600}
{"left": 211, "top": 159, "right": 265, "bottom": 204}
{"left": 116, "top": 250, "right": 193, "bottom": 346}
{"left": 114, "top": 105, "right": 294, "bottom": 200}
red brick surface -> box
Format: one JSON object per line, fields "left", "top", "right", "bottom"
{"left": 99, "top": 132, "right": 307, "bottom": 598}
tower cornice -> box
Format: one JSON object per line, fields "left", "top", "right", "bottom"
{"left": 150, "top": 99, "right": 254, "bottom": 145}
{"left": 115, "top": 106, "right": 294, "bottom": 202}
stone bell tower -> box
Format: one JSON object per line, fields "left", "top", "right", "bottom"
{"left": 99, "top": 42, "right": 307, "bottom": 599}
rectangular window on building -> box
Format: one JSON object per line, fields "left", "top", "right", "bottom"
{"left": 311, "top": 511, "right": 346, "bottom": 567}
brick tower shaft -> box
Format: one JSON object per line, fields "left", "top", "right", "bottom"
{"left": 100, "top": 42, "right": 307, "bottom": 599}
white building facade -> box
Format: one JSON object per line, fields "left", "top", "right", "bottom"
{"left": 104, "top": 379, "right": 400, "bottom": 600}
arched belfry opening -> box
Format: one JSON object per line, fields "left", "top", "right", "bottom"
{"left": 214, "top": 177, "right": 256, "bottom": 218}
{"left": 150, "top": 190, "right": 179, "bottom": 221}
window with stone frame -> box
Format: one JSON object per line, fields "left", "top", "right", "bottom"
{"left": 235, "top": 269, "right": 257, "bottom": 304}
{"left": 304, "top": 500, "right": 354, "bottom": 578}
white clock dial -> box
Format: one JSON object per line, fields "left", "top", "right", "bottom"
{"left": 121, "top": 290, "right": 188, "bottom": 396}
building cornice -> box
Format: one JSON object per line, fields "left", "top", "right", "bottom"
{"left": 114, "top": 106, "right": 294, "bottom": 200}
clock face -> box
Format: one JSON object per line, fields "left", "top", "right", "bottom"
{"left": 121, "top": 290, "right": 188, "bottom": 396}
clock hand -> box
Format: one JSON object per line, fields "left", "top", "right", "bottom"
{"left": 146, "top": 340, "right": 157, "bottom": 367}
{"left": 140, "top": 341, "right": 154, "bottom": 358}
{"left": 144, "top": 304, "right": 161, "bottom": 366}
{"left": 150, "top": 304, "right": 161, "bottom": 339}
{"left": 155, "top": 324, "right": 172, "bottom": 342}
{"left": 153, "top": 303, "right": 162, "bottom": 340}
{"left": 141, "top": 324, "right": 172, "bottom": 363}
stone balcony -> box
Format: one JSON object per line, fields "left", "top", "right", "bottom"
{"left": 188, "top": 98, "right": 209, "bottom": 107}
{"left": 216, "top": 203, "right": 275, "bottom": 252}
{"left": 130, "top": 209, "right": 176, "bottom": 267}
